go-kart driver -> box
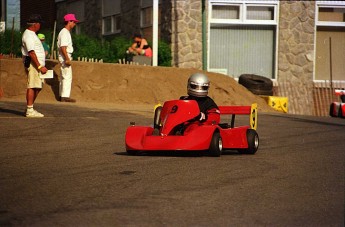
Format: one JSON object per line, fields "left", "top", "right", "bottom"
{"left": 153, "top": 73, "right": 220, "bottom": 135}
{"left": 180, "top": 73, "right": 220, "bottom": 125}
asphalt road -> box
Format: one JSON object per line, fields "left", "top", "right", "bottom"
{"left": 0, "top": 101, "right": 344, "bottom": 226}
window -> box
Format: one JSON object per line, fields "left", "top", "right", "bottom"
{"left": 318, "top": 6, "right": 345, "bottom": 24}
{"left": 103, "top": 16, "right": 112, "bottom": 34}
{"left": 210, "top": 2, "right": 277, "bottom": 25}
{"left": 315, "top": 1, "right": 345, "bottom": 81}
{"left": 114, "top": 15, "right": 121, "bottom": 32}
{"left": 208, "top": 1, "right": 279, "bottom": 79}
{"left": 141, "top": 7, "right": 153, "bottom": 27}
{"left": 247, "top": 6, "right": 274, "bottom": 20}
{"left": 212, "top": 5, "right": 240, "bottom": 20}
{"left": 140, "top": 0, "right": 161, "bottom": 40}
{"left": 102, "top": 16, "right": 121, "bottom": 35}
{"left": 102, "top": 0, "right": 121, "bottom": 35}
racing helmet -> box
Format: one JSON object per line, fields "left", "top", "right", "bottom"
{"left": 187, "top": 73, "right": 210, "bottom": 97}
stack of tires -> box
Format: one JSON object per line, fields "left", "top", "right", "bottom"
{"left": 239, "top": 74, "right": 273, "bottom": 96}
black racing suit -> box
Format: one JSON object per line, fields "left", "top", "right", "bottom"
{"left": 180, "top": 96, "right": 220, "bottom": 124}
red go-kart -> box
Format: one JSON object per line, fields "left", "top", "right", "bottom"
{"left": 330, "top": 89, "right": 345, "bottom": 118}
{"left": 125, "top": 100, "right": 259, "bottom": 156}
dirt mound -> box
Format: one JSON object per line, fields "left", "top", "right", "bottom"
{"left": 0, "top": 59, "right": 275, "bottom": 112}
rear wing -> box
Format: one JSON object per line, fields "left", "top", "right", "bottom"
{"left": 218, "top": 103, "right": 258, "bottom": 130}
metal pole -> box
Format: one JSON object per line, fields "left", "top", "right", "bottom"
{"left": 50, "top": 21, "right": 56, "bottom": 59}
{"left": 329, "top": 37, "right": 334, "bottom": 101}
{"left": 10, "top": 17, "right": 14, "bottom": 56}
{"left": 329, "top": 37, "right": 333, "bottom": 88}
{"left": 1, "top": 0, "right": 6, "bottom": 22}
{"left": 152, "top": 0, "right": 159, "bottom": 66}
{"left": 202, "top": 0, "right": 207, "bottom": 70}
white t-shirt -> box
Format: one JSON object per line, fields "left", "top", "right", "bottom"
{"left": 57, "top": 28, "right": 74, "bottom": 57}
{"left": 21, "top": 29, "right": 45, "bottom": 66}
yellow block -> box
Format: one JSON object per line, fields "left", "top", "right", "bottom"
{"left": 261, "top": 96, "right": 288, "bottom": 113}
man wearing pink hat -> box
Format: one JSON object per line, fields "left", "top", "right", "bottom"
{"left": 57, "top": 13, "right": 79, "bottom": 102}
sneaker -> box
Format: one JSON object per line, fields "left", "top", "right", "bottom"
{"left": 26, "top": 109, "right": 44, "bottom": 118}
{"left": 60, "top": 97, "right": 76, "bottom": 103}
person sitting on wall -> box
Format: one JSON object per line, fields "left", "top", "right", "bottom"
{"left": 127, "top": 34, "right": 152, "bottom": 58}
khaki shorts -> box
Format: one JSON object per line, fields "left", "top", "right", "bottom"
{"left": 27, "top": 64, "right": 43, "bottom": 89}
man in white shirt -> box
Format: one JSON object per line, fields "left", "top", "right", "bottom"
{"left": 21, "top": 14, "right": 48, "bottom": 117}
{"left": 57, "top": 13, "right": 79, "bottom": 103}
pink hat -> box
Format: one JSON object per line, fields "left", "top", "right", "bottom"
{"left": 64, "top": 14, "right": 79, "bottom": 23}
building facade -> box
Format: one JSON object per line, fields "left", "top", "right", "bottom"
{"left": 21, "top": 0, "right": 56, "bottom": 30}
{"left": 55, "top": 0, "right": 345, "bottom": 115}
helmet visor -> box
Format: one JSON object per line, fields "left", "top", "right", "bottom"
{"left": 190, "top": 84, "right": 209, "bottom": 90}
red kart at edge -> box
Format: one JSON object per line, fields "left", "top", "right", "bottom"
{"left": 330, "top": 89, "right": 345, "bottom": 118}
{"left": 125, "top": 100, "right": 259, "bottom": 156}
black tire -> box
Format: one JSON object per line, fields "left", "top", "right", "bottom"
{"left": 341, "top": 95, "right": 345, "bottom": 103}
{"left": 238, "top": 129, "right": 259, "bottom": 155}
{"left": 329, "top": 103, "right": 336, "bottom": 117}
{"left": 239, "top": 74, "right": 273, "bottom": 90}
{"left": 209, "top": 131, "right": 222, "bottom": 157}
{"left": 239, "top": 74, "right": 273, "bottom": 96}
{"left": 330, "top": 103, "right": 343, "bottom": 118}
{"left": 246, "top": 87, "right": 273, "bottom": 96}
{"left": 127, "top": 150, "right": 138, "bottom": 156}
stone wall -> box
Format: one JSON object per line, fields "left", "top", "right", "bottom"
{"left": 278, "top": 1, "right": 316, "bottom": 115}
{"left": 162, "top": 0, "right": 203, "bottom": 69}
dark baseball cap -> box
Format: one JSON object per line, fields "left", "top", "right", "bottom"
{"left": 133, "top": 33, "right": 142, "bottom": 39}
{"left": 27, "top": 14, "right": 44, "bottom": 24}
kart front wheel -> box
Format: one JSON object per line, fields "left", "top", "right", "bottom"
{"left": 209, "top": 131, "right": 222, "bottom": 157}
{"left": 239, "top": 129, "right": 259, "bottom": 155}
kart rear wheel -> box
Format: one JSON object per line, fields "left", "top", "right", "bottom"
{"left": 329, "top": 103, "right": 337, "bottom": 117}
{"left": 209, "top": 131, "right": 222, "bottom": 157}
{"left": 340, "top": 105, "right": 345, "bottom": 118}
{"left": 239, "top": 129, "right": 259, "bottom": 155}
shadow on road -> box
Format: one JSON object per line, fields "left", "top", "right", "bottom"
{"left": 0, "top": 107, "right": 24, "bottom": 117}
{"left": 114, "top": 150, "right": 242, "bottom": 157}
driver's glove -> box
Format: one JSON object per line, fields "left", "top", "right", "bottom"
{"left": 199, "top": 112, "right": 206, "bottom": 121}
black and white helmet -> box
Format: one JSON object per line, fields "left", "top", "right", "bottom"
{"left": 187, "top": 73, "right": 210, "bottom": 97}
